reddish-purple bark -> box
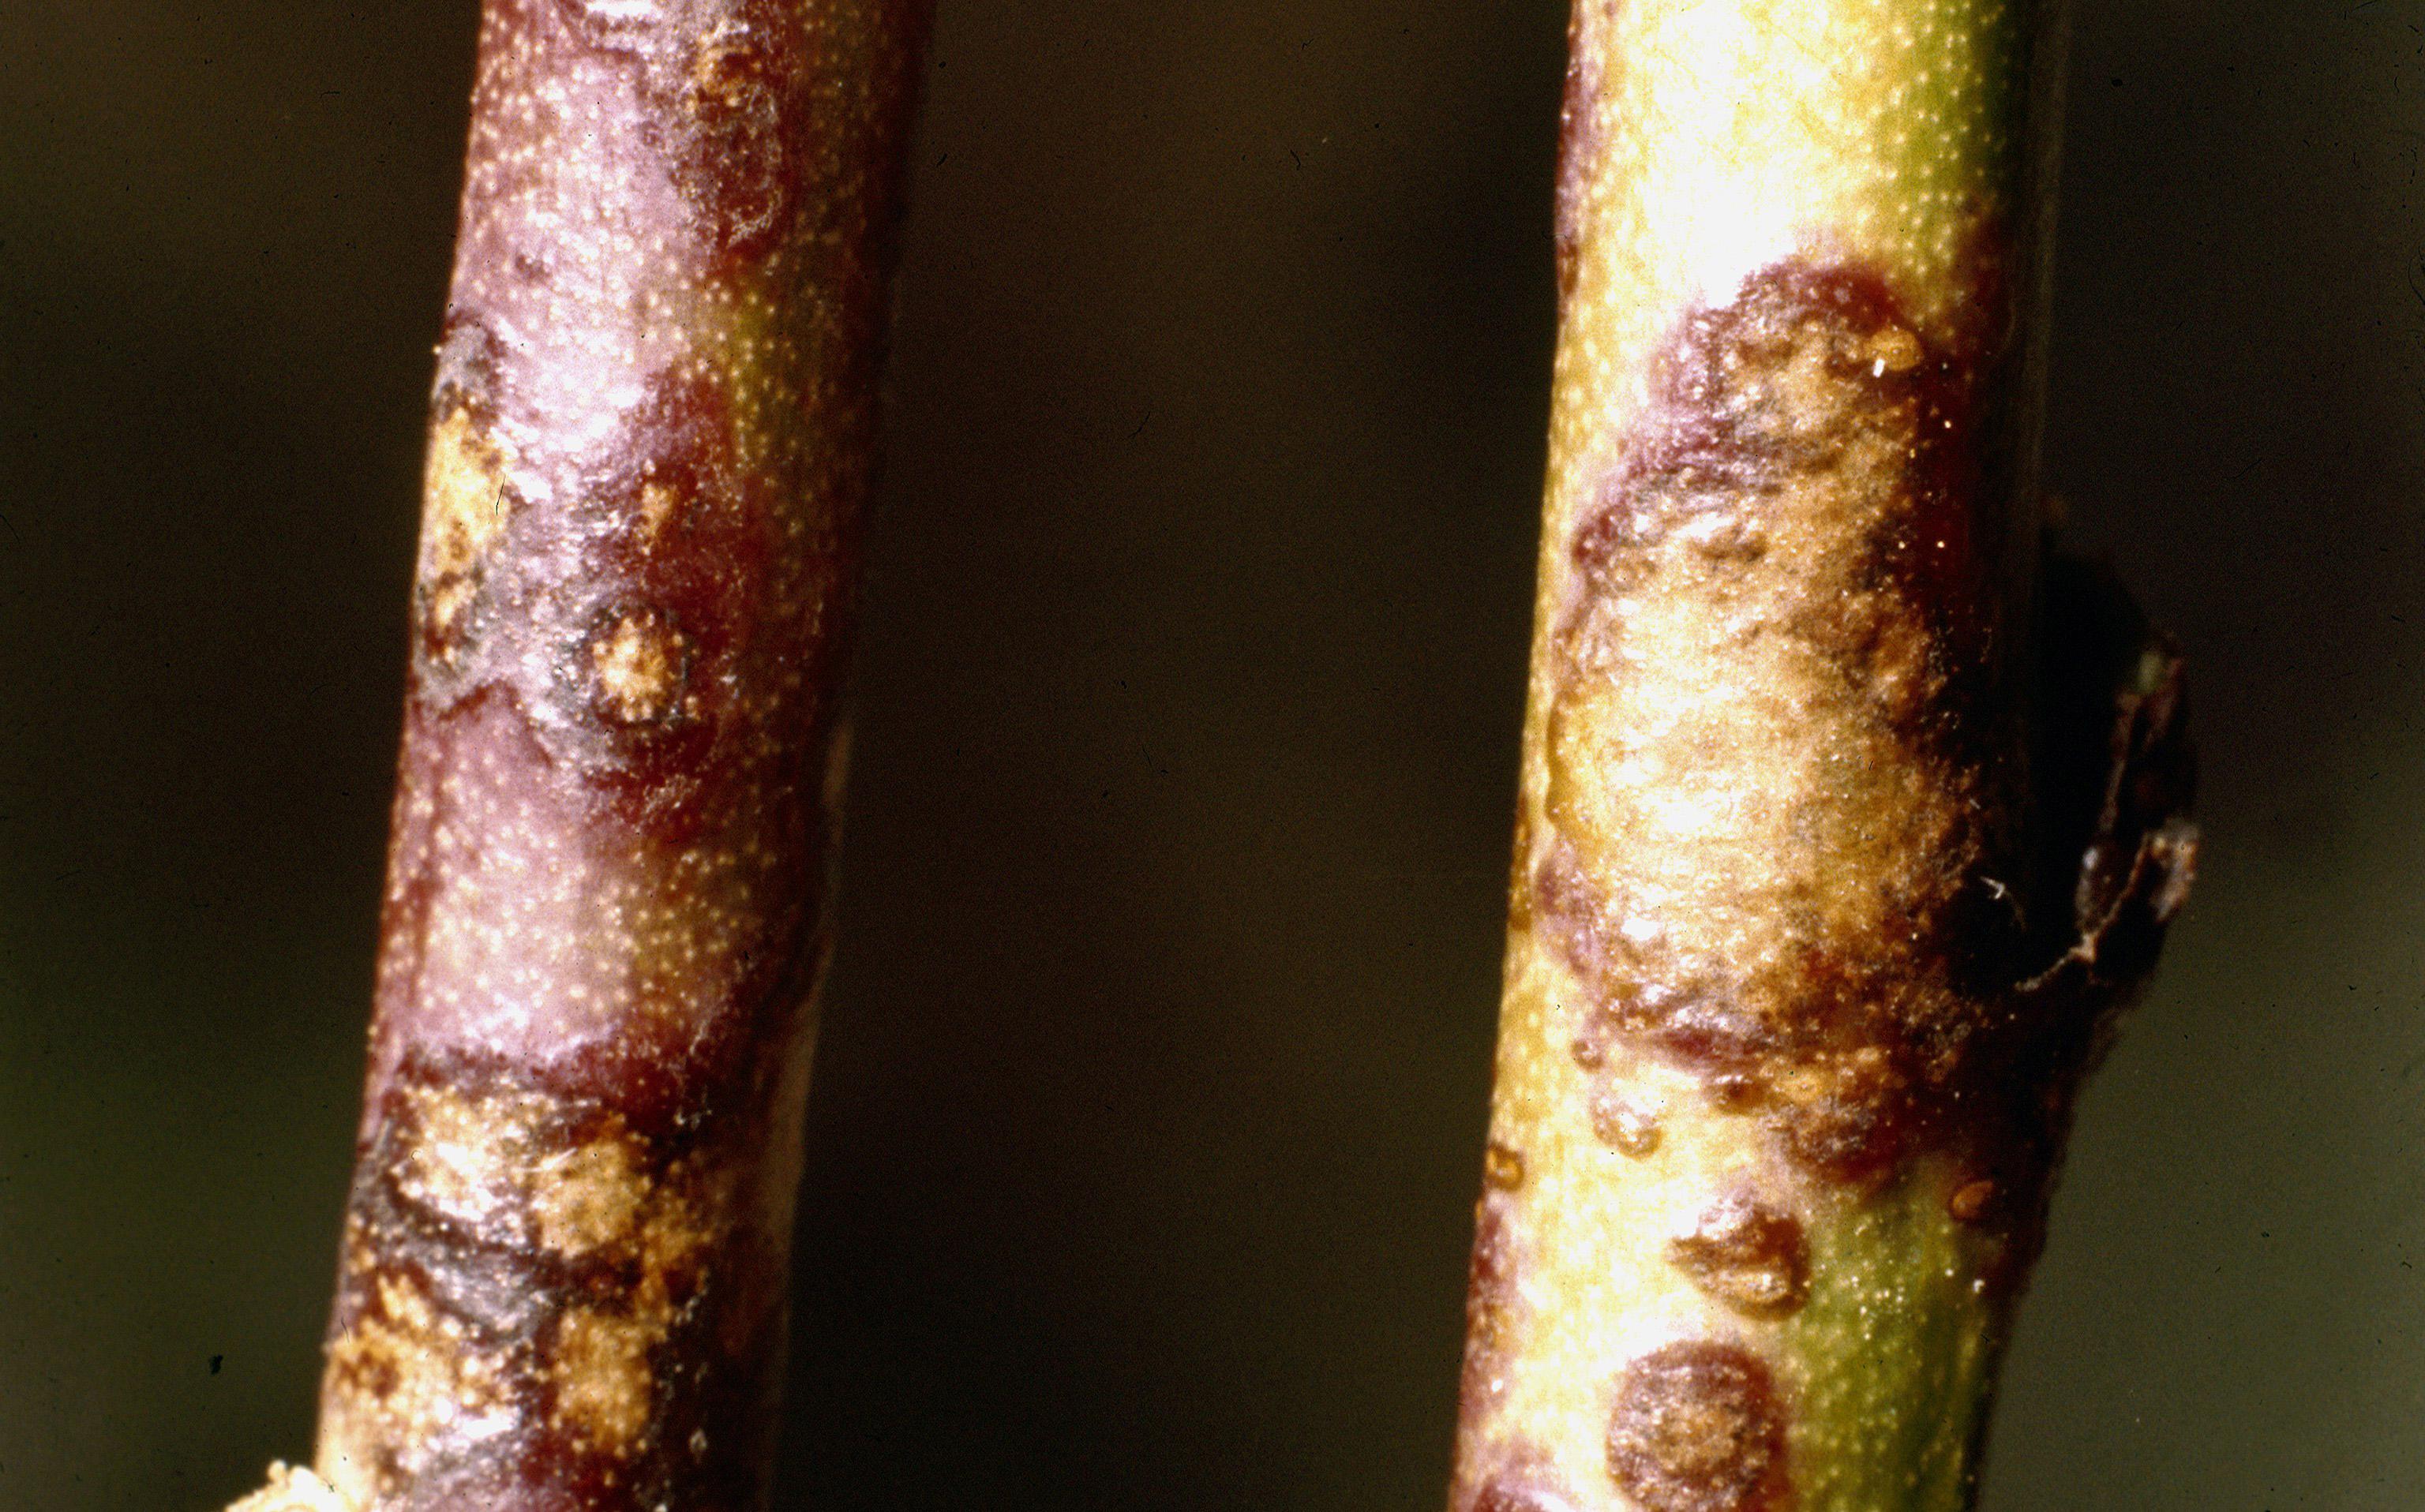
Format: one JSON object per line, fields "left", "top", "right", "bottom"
{"left": 284, "top": 2, "right": 929, "bottom": 1507}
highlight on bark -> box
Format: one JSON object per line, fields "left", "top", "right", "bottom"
{"left": 227, "top": 0, "right": 928, "bottom": 1506}
{"left": 1450, "top": 1, "right": 2196, "bottom": 1509}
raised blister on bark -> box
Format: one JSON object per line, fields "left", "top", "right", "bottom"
{"left": 1667, "top": 1194, "right": 1811, "bottom": 1319}
{"left": 1588, "top": 1085, "right": 1661, "bottom": 1157}
{"left": 1605, "top": 1343, "right": 1789, "bottom": 1512}
{"left": 1537, "top": 260, "right": 2000, "bottom": 1179}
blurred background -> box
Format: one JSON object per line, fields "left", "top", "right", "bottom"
{"left": 0, "top": 0, "right": 2417, "bottom": 1506}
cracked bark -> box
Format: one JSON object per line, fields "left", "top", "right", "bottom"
{"left": 1449, "top": 2, "right": 2195, "bottom": 1510}
{"left": 228, "top": 0, "right": 928, "bottom": 1507}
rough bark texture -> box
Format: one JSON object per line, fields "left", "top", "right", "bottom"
{"left": 1450, "top": 1, "right": 2194, "bottom": 1509}
{"left": 231, "top": 0, "right": 928, "bottom": 1506}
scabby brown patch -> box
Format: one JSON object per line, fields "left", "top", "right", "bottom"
{"left": 1605, "top": 1342, "right": 1789, "bottom": 1512}
{"left": 1529, "top": 259, "right": 2194, "bottom": 1189}
{"left": 316, "top": 1056, "right": 781, "bottom": 1511}
{"left": 1666, "top": 1194, "right": 1810, "bottom": 1319}
{"left": 1536, "top": 261, "right": 1998, "bottom": 1179}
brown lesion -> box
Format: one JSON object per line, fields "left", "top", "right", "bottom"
{"left": 1946, "top": 1177, "right": 1997, "bottom": 1226}
{"left": 1604, "top": 1342, "right": 1789, "bottom": 1512}
{"left": 1482, "top": 1141, "right": 1527, "bottom": 1192}
{"left": 549, "top": 1306, "right": 661, "bottom": 1454}
{"left": 588, "top": 604, "right": 693, "bottom": 728}
{"left": 637, "top": 479, "right": 686, "bottom": 545}
{"left": 1537, "top": 260, "right": 1989, "bottom": 1177}
{"left": 417, "top": 406, "right": 517, "bottom": 669}
{"left": 529, "top": 1136, "right": 648, "bottom": 1257}
{"left": 668, "top": 2, "right": 806, "bottom": 256}
{"left": 316, "top": 1060, "right": 763, "bottom": 1510}
{"left": 1529, "top": 259, "right": 2194, "bottom": 1188}
{"left": 414, "top": 320, "right": 520, "bottom": 674}
{"left": 550, "top": 0, "right": 663, "bottom": 53}
{"left": 320, "top": 1265, "right": 519, "bottom": 1493}
{"left": 1666, "top": 1194, "right": 1810, "bottom": 1319}
{"left": 1588, "top": 1085, "right": 1661, "bottom": 1156}
{"left": 310, "top": 0, "right": 927, "bottom": 1503}
{"left": 400, "top": 356, "right": 793, "bottom": 840}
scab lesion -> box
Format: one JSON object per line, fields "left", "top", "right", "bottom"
{"left": 551, "top": 0, "right": 662, "bottom": 52}
{"left": 1666, "top": 1194, "right": 1810, "bottom": 1319}
{"left": 542, "top": 0, "right": 807, "bottom": 257}
{"left": 1946, "top": 1177, "right": 1996, "bottom": 1226}
{"left": 1605, "top": 1342, "right": 1790, "bottom": 1512}
{"left": 326, "top": 1069, "right": 740, "bottom": 1495}
{"left": 1483, "top": 1141, "right": 1527, "bottom": 1192}
{"left": 670, "top": 5, "right": 801, "bottom": 255}
{"left": 545, "top": 1304, "right": 660, "bottom": 1454}
{"left": 638, "top": 477, "right": 687, "bottom": 544}
{"left": 1523, "top": 260, "right": 2003, "bottom": 1180}
{"left": 318, "top": 1240, "right": 524, "bottom": 1505}
{"left": 418, "top": 406, "right": 520, "bottom": 670}
{"left": 587, "top": 603, "right": 694, "bottom": 728}
{"left": 1552, "top": 40, "right": 1604, "bottom": 306}
{"left": 222, "top": 1461, "right": 354, "bottom": 1512}
{"left": 417, "top": 322, "right": 520, "bottom": 674}
{"left": 1589, "top": 1086, "right": 1662, "bottom": 1157}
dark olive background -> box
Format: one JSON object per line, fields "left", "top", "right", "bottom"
{"left": 1, "top": 0, "right": 2417, "bottom": 1506}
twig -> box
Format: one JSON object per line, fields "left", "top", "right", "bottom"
{"left": 230, "top": 0, "right": 928, "bottom": 1505}
{"left": 1450, "top": 2, "right": 2195, "bottom": 1507}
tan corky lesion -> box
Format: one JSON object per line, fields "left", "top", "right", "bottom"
{"left": 317, "top": 1264, "right": 520, "bottom": 1503}
{"left": 315, "top": 1075, "right": 735, "bottom": 1504}
{"left": 590, "top": 606, "right": 691, "bottom": 726}
{"left": 1535, "top": 265, "right": 1990, "bottom": 1176}
{"left": 547, "top": 1306, "right": 661, "bottom": 1454}
{"left": 529, "top": 1134, "right": 648, "bottom": 1258}
{"left": 416, "top": 406, "right": 515, "bottom": 664}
